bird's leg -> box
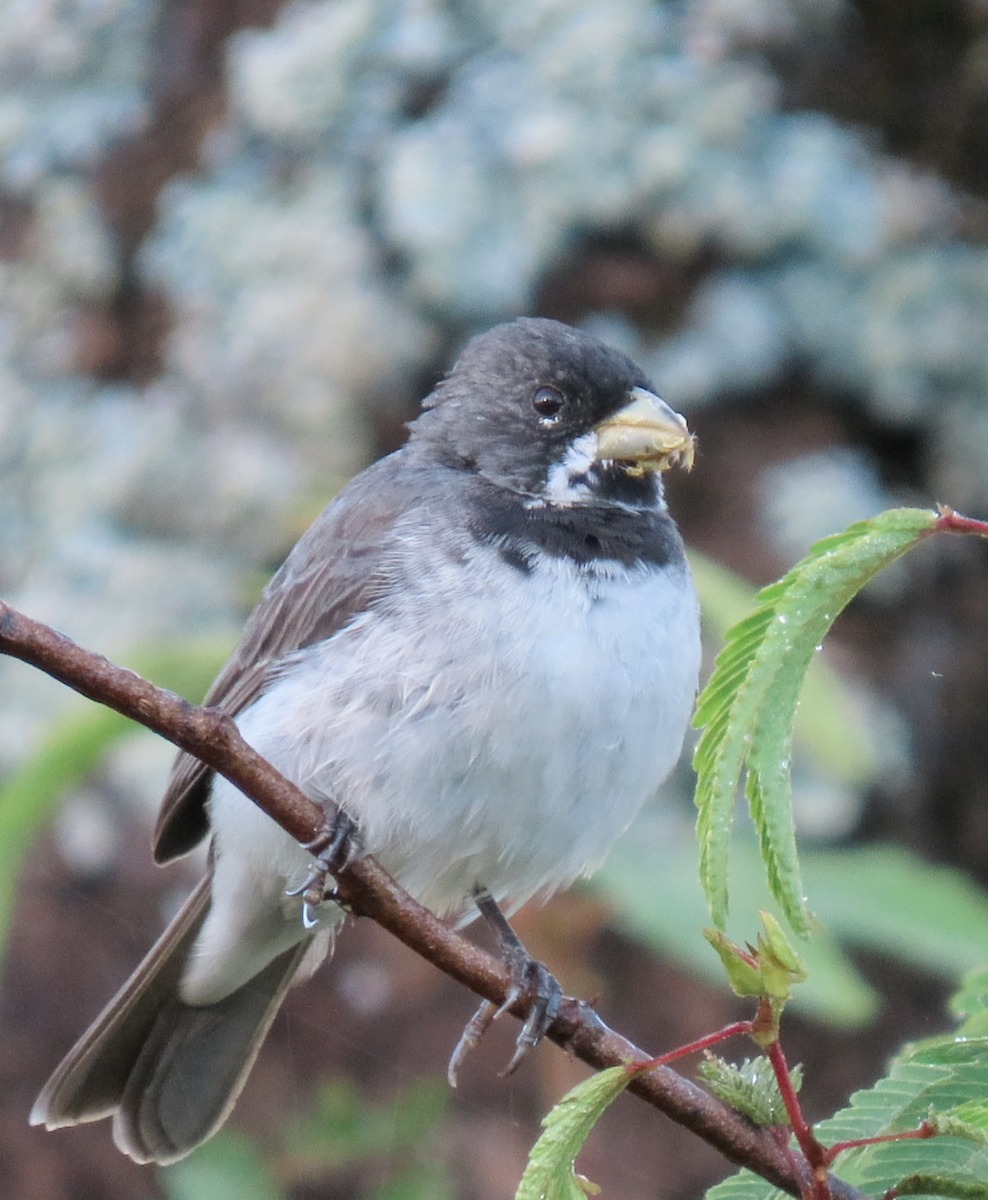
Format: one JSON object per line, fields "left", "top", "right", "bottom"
{"left": 285, "top": 806, "right": 362, "bottom": 929}
{"left": 447, "top": 886, "right": 563, "bottom": 1085}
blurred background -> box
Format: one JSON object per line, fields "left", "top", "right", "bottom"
{"left": 5, "top": 0, "right": 988, "bottom": 1197}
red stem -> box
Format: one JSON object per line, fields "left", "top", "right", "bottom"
{"left": 825, "top": 1124, "right": 936, "bottom": 1166}
{"left": 766, "top": 1039, "right": 831, "bottom": 1200}
{"left": 629, "top": 1021, "right": 753, "bottom": 1073}
{"left": 933, "top": 508, "right": 988, "bottom": 538}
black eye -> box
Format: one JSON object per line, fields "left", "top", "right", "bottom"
{"left": 533, "top": 386, "right": 565, "bottom": 423}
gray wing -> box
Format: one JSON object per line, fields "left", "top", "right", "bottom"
{"left": 153, "top": 452, "right": 421, "bottom": 862}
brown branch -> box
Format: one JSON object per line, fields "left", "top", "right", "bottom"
{"left": 0, "top": 599, "right": 866, "bottom": 1200}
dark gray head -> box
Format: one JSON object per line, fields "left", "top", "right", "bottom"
{"left": 408, "top": 318, "right": 691, "bottom": 505}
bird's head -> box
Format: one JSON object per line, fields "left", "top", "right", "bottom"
{"left": 410, "top": 317, "right": 693, "bottom": 506}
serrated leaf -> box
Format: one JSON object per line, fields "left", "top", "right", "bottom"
{"left": 515, "top": 1065, "right": 639, "bottom": 1200}
{"left": 595, "top": 817, "right": 988, "bottom": 1029}
{"left": 892, "top": 1172, "right": 988, "bottom": 1199}
{"left": 935, "top": 1103, "right": 988, "bottom": 1143}
{"left": 688, "top": 552, "right": 878, "bottom": 786}
{"left": 594, "top": 821, "right": 879, "bottom": 1027}
{"left": 705, "top": 977, "right": 988, "bottom": 1200}
{"left": 691, "top": 508, "right": 937, "bottom": 934}
{"left": 745, "top": 760, "right": 808, "bottom": 938}
{"left": 698, "top": 1056, "right": 802, "bottom": 1126}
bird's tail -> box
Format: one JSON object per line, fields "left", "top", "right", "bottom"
{"left": 31, "top": 872, "right": 313, "bottom": 1164}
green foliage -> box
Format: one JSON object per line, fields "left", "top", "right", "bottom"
{"left": 281, "top": 1076, "right": 449, "bottom": 1178}
{"left": 161, "top": 1131, "right": 285, "bottom": 1200}
{"left": 9, "top": 507, "right": 988, "bottom": 1200}
{"left": 595, "top": 824, "right": 988, "bottom": 1027}
{"left": 515, "top": 1065, "right": 641, "bottom": 1200}
{"left": 697, "top": 1056, "right": 802, "bottom": 1127}
{"left": 798, "top": 847, "right": 988, "bottom": 985}
{"left": 0, "top": 638, "right": 232, "bottom": 965}
{"left": 0, "top": 698, "right": 130, "bottom": 958}
{"left": 703, "top": 912, "right": 807, "bottom": 1041}
{"left": 688, "top": 552, "right": 878, "bottom": 789}
{"left": 951, "top": 969, "right": 988, "bottom": 1036}
{"left": 934, "top": 1104, "right": 988, "bottom": 1143}
{"left": 518, "top": 956, "right": 988, "bottom": 1200}
{"left": 161, "top": 1075, "right": 452, "bottom": 1200}
{"left": 705, "top": 975, "right": 988, "bottom": 1200}
{"left": 891, "top": 1174, "right": 988, "bottom": 1199}
{"left": 369, "top": 1160, "right": 457, "bottom": 1200}
{"left": 691, "top": 508, "right": 937, "bottom": 935}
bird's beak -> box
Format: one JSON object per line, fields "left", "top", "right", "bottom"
{"left": 592, "top": 387, "right": 695, "bottom": 472}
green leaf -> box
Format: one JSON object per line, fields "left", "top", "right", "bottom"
{"left": 949, "top": 969, "right": 988, "bottom": 1036}
{"left": 515, "top": 1065, "right": 639, "bottom": 1200}
{"left": 0, "top": 638, "right": 232, "bottom": 967}
{"left": 697, "top": 1056, "right": 802, "bottom": 1126}
{"left": 702, "top": 913, "right": 807, "bottom": 1018}
{"left": 691, "top": 508, "right": 937, "bottom": 935}
{"left": 595, "top": 815, "right": 988, "bottom": 1028}
{"left": 935, "top": 1104, "right": 988, "bottom": 1143}
{"left": 160, "top": 1130, "right": 286, "bottom": 1200}
{"left": 688, "top": 552, "right": 878, "bottom": 787}
{"left": 801, "top": 847, "right": 988, "bottom": 987}
{"left": 759, "top": 911, "right": 808, "bottom": 984}
{"left": 892, "top": 1173, "right": 988, "bottom": 1199}
{"left": 703, "top": 927, "right": 766, "bottom": 996}
{"left": 705, "top": 978, "right": 988, "bottom": 1200}
{"left": 593, "top": 820, "right": 878, "bottom": 1027}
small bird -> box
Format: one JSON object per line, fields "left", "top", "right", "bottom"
{"left": 31, "top": 317, "right": 701, "bottom": 1163}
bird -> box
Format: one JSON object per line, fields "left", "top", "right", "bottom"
{"left": 31, "top": 316, "right": 701, "bottom": 1164}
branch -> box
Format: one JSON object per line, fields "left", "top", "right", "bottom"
{"left": 0, "top": 600, "right": 866, "bottom": 1200}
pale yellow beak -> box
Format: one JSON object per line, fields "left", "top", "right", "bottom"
{"left": 592, "top": 387, "right": 695, "bottom": 472}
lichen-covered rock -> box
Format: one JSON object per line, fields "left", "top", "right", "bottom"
{"left": 0, "top": 0, "right": 154, "bottom": 189}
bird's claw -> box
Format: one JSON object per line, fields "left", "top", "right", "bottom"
{"left": 285, "top": 808, "right": 361, "bottom": 928}
{"left": 496, "top": 951, "right": 562, "bottom": 1076}
{"left": 447, "top": 943, "right": 562, "bottom": 1085}
{"left": 447, "top": 1000, "right": 497, "bottom": 1087}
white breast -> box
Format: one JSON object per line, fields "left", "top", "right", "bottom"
{"left": 214, "top": 538, "right": 700, "bottom": 919}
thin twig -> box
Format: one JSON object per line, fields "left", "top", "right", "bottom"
{"left": 0, "top": 599, "right": 868, "bottom": 1200}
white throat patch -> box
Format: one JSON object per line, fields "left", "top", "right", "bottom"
{"left": 541, "top": 431, "right": 598, "bottom": 506}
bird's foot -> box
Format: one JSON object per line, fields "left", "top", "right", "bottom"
{"left": 447, "top": 889, "right": 563, "bottom": 1085}
{"left": 496, "top": 943, "right": 563, "bottom": 1075}
{"left": 285, "top": 808, "right": 362, "bottom": 929}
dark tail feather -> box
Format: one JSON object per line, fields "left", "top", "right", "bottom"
{"left": 31, "top": 873, "right": 311, "bottom": 1164}
{"left": 31, "top": 874, "right": 213, "bottom": 1128}
{"left": 113, "top": 940, "right": 309, "bottom": 1163}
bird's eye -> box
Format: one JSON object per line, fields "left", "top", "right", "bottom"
{"left": 532, "top": 386, "right": 565, "bottom": 424}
